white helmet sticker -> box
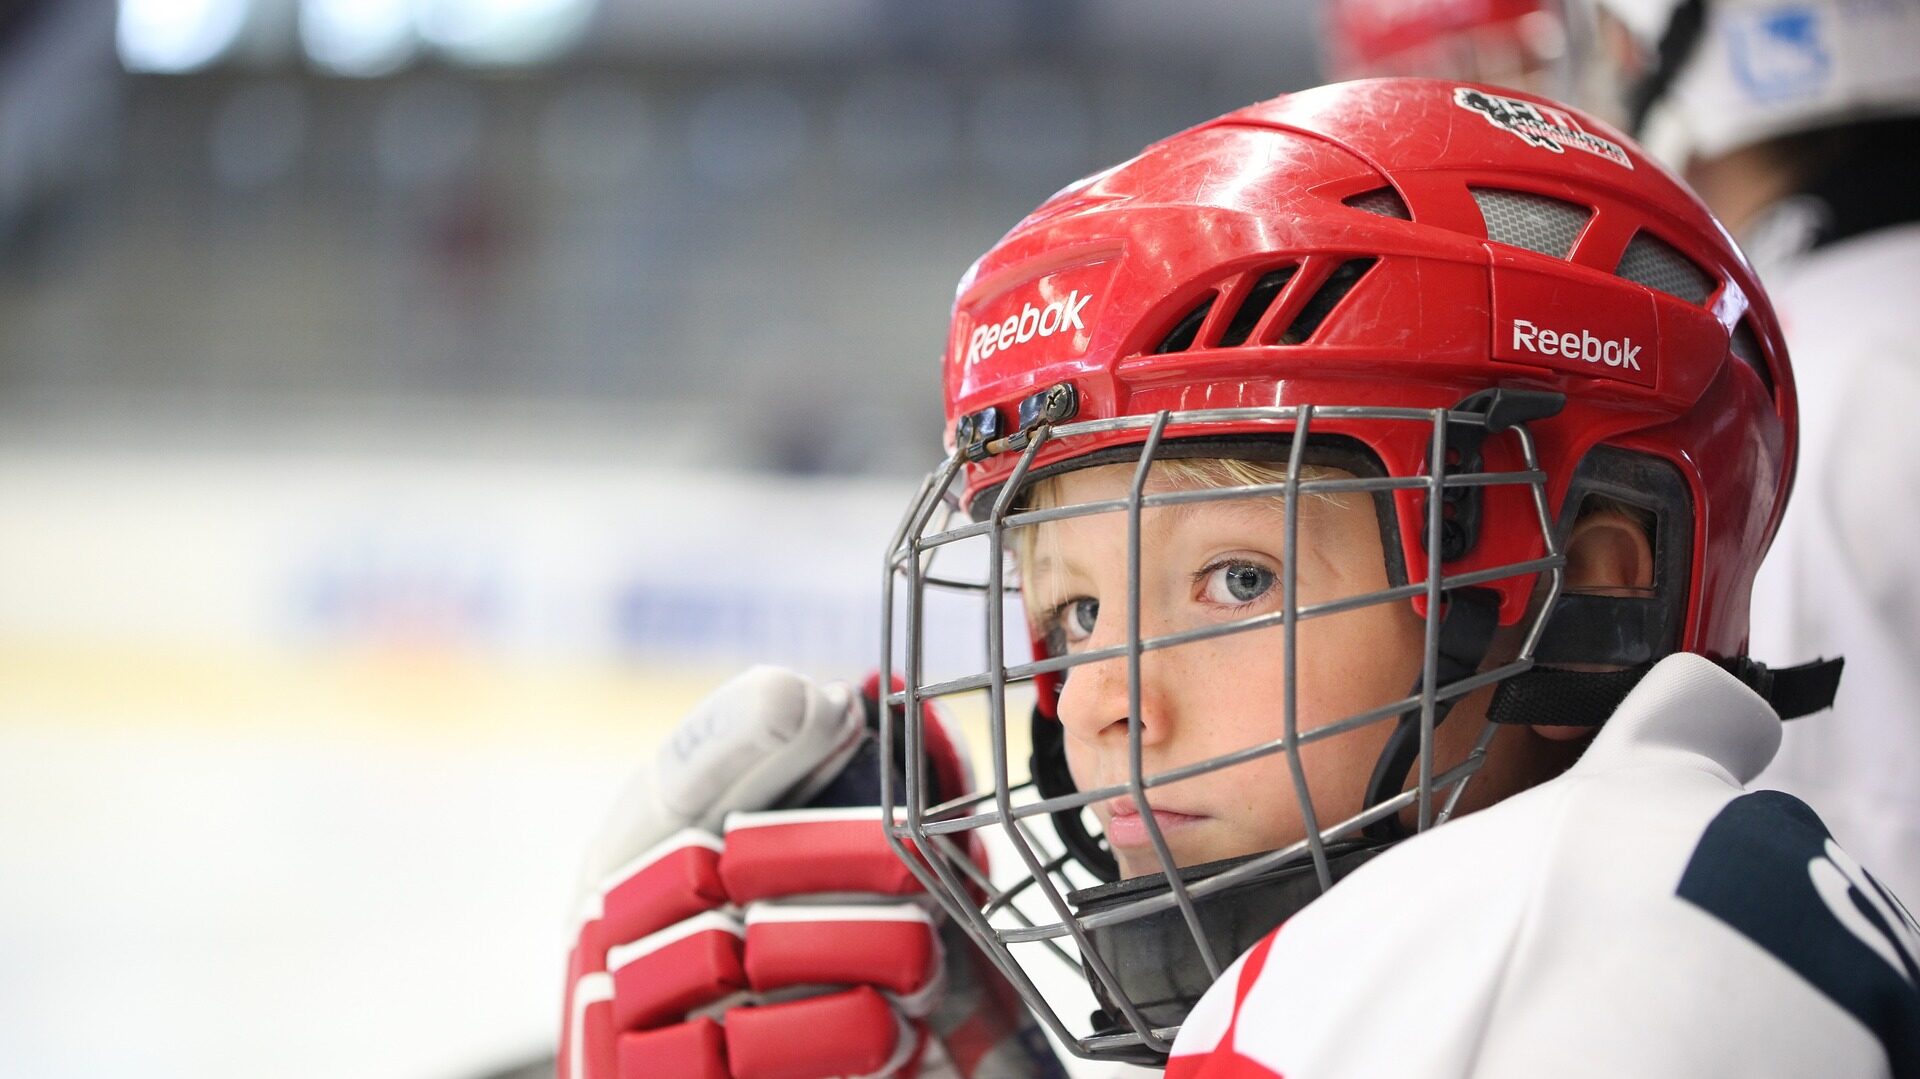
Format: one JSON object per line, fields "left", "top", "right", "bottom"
{"left": 1454, "top": 87, "right": 1635, "bottom": 169}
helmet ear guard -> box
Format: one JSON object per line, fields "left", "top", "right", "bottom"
{"left": 1358, "top": 438, "right": 1689, "bottom": 838}
{"left": 1484, "top": 442, "right": 1842, "bottom": 725}
{"left": 1529, "top": 442, "right": 1693, "bottom": 668}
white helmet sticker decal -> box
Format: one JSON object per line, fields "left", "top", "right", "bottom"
{"left": 1454, "top": 87, "right": 1634, "bottom": 169}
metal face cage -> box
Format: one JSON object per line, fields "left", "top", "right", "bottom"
{"left": 878, "top": 401, "right": 1566, "bottom": 1064}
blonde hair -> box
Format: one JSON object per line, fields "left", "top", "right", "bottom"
{"left": 1009, "top": 456, "right": 1341, "bottom": 595}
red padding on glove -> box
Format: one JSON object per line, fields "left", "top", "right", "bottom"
{"left": 724, "top": 987, "right": 908, "bottom": 1079}
{"left": 721, "top": 810, "right": 920, "bottom": 902}
{"left": 600, "top": 831, "right": 726, "bottom": 947}
{"left": 610, "top": 915, "right": 746, "bottom": 1032}
{"left": 743, "top": 905, "right": 937, "bottom": 998}
{"left": 617, "top": 1017, "right": 729, "bottom": 1079}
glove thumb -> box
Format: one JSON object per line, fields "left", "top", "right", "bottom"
{"left": 578, "top": 665, "right": 865, "bottom": 893}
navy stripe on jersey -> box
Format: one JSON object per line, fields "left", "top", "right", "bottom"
{"left": 1677, "top": 790, "right": 1920, "bottom": 1077}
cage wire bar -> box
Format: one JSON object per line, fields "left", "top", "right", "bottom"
{"left": 982, "top": 423, "right": 1173, "bottom": 1053}
{"left": 1419, "top": 408, "right": 1448, "bottom": 831}
{"left": 887, "top": 506, "right": 1105, "bottom": 1053}
{"left": 1439, "top": 419, "right": 1565, "bottom": 824}
{"left": 881, "top": 401, "right": 1569, "bottom": 1057}
{"left": 1282, "top": 406, "right": 1334, "bottom": 892}
{"left": 1125, "top": 411, "right": 1223, "bottom": 981}
{"left": 881, "top": 430, "right": 1160, "bottom": 1057}
{"left": 876, "top": 456, "right": 1045, "bottom": 1001}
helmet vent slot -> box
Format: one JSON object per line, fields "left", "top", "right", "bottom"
{"left": 1154, "top": 295, "right": 1215, "bottom": 353}
{"left": 1217, "top": 266, "right": 1297, "bottom": 348}
{"left": 1615, "top": 231, "right": 1714, "bottom": 304}
{"left": 1344, "top": 187, "right": 1411, "bottom": 220}
{"left": 1279, "top": 258, "right": 1377, "bottom": 345}
{"left": 1471, "top": 188, "right": 1591, "bottom": 259}
{"left": 1729, "top": 318, "right": 1775, "bottom": 398}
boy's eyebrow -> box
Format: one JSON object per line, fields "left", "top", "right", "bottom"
{"left": 1166, "top": 493, "right": 1295, "bottom": 531}
{"left": 1022, "top": 500, "right": 1299, "bottom": 573}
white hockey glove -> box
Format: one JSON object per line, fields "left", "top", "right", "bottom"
{"left": 558, "top": 666, "right": 1063, "bottom": 1079}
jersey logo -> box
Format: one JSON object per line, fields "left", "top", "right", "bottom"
{"left": 1810, "top": 837, "right": 1920, "bottom": 987}
{"left": 1677, "top": 791, "right": 1920, "bottom": 1074}
{"left": 1453, "top": 87, "right": 1632, "bottom": 169}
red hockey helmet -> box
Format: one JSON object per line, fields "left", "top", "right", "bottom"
{"left": 880, "top": 78, "right": 1809, "bottom": 1063}
{"left": 946, "top": 77, "right": 1788, "bottom": 660}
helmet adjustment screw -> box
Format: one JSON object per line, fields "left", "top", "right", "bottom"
{"left": 1018, "top": 382, "right": 1080, "bottom": 431}
{"left": 998, "top": 382, "right": 1080, "bottom": 454}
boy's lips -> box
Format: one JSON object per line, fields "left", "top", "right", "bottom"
{"left": 1101, "top": 797, "right": 1209, "bottom": 849}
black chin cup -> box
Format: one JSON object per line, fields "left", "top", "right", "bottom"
{"left": 1068, "top": 841, "right": 1389, "bottom": 1052}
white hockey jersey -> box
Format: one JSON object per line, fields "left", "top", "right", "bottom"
{"left": 1162, "top": 654, "right": 1920, "bottom": 1078}
{"left": 1749, "top": 223, "right": 1920, "bottom": 907}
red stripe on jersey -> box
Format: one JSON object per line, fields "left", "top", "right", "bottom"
{"left": 1165, "top": 928, "right": 1286, "bottom": 1079}
{"left": 1167, "top": 1051, "right": 1286, "bottom": 1078}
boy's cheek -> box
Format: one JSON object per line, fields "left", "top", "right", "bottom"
{"left": 1060, "top": 739, "right": 1100, "bottom": 793}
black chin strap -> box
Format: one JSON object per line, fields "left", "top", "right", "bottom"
{"left": 1360, "top": 584, "right": 1844, "bottom": 838}
{"left": 1486, "top": 655, "right": 1846, "bottom": 728}
{"left": 1361, "top": 588, "right": 1502, "bottom": 842}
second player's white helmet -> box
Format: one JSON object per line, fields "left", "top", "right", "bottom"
{"left": 1590, "top": 0, "right": 1920, "bottom": 165}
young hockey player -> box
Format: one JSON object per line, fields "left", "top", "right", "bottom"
{"left": 558, "top": 78, "right": 1914, "bottom": 1079}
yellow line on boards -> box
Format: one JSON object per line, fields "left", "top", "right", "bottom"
{"left": 0, "top": 640, "right": 1040, "bottom": 788}
{"left": 0, "top": 640, "right": 730, "bottom": 749}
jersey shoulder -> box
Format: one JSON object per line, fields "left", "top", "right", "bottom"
{"left": 1484, "top": 781, "right": 1920, "bottom": 1079}
{"left": 1170, "top": 776, "right": 1920, "bottom": 1078}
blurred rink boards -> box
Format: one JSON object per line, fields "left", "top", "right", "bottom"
{"left": 0, "top": 6, "right": 1330, "bottom": 1074}
{"left": 0, "top": 442, "right": 1039, "bottom": 1079}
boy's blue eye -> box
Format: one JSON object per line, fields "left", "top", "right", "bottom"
{"left": 1060, "top": 597, "right": 1099, "bottom": 643}
{"left": 1204, "top": 561, "right": 1276, "bottom": 606}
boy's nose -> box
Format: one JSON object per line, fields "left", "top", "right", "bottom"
{"left": 1054, "top": 640, "right": 1170, "bottom": 756}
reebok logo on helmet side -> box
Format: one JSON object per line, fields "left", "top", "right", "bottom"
{"left": 966, "top": 291, "right": 1092, "bottom": 366}
{"left": 1489, "top": 265, "right": 1658, "bottom": 388}
{"left": 1511, "top": 319, "right": 1642, "bottom": 371}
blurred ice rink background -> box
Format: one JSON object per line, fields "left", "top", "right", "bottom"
{"left": 0, "top": 3, "right": 1322, "bottom": 1075}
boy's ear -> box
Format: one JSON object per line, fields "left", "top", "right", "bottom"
{"left": 1528, "top": 508, "right": 1657, "bottom": 744}
{"left": 1563, "top": 508, "right": 1655, "bottom": 595}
